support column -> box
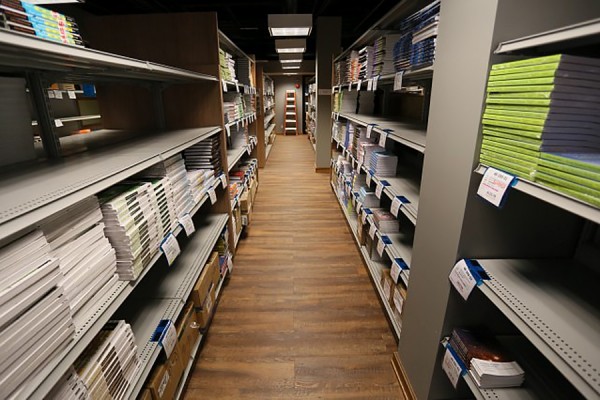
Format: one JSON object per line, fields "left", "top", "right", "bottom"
{"left": 314, "top": 16, "right": 341, "bottom": 171}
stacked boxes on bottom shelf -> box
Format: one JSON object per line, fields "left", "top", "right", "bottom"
{"left": 191, "top": 252, "right": 220, "bottom": 330}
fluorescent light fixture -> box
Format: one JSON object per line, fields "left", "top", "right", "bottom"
{"left": 275, "top": 39, "right": 306, "bottom": 53}
{"left": 282, "top": 65, "right": 301, "bottom": 70}
{"left": 268, "top": 14, "right": 312, "bottom": 37}
{"left": 280, "top": 59, "right": 302, "bottom": 63}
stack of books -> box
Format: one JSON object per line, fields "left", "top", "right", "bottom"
{"left": 373, "top": 209, "right": 399, "bottom": 233}
{"left": 236, "top": 57, "right": 254, "bottom": 87}
{"left": 334, "top": 60, "right": 346, "bottom": 86}
{"left": 393, "top": 32, "right": 413, "bottom": 72}
{"left": 188, "top": 169, "right": 217, "bottom": 204}
{"left": 358, "top": 142, "right": 384, "bottom": 166}
{"left": 50, "top": 320, "right": 138, "bottom": 399}
{"left": 370, "top": 151, "right": 398, "bottom": 177}
{"left": 100, "top": 182, "right": 163, "bottom": 280}
{"left": 0, "top": 230, "right": 75, "bottom": 398}
{"left": 0, "top": 1, "right": 83, "bottom": 46}
{"left": 373, "top": 34, "right": 402, "bottom": 77}
{"left": 358, "top": 187, "right": 380, "bottom": 208}
{"left": 351, "top": 123, "right": 368, "bottom": 158}
{"left": 481, "top": 54, "right": 600, "bottom": 207}
{"left": 343, "top": 120, "right": 353, "bottom": 150}
{"left": 449, "top": 328, "right": 525, "bottom": 389}
{"left": 184, "top": 136, "right": 223, "bottom": 177}
{"left": 223, "top": 96, "right": 245, "bottom": 123}
{"left": 219, "top": 49, "right": 236, "bottom": 82}
{"left": 346, "top": 50, "right": 360, "bottom": 83}
{"left": 358, "top": 46, "right": 374, "bottom": 80}
{"left": 40, "top": 197, "right": 118, "bottom": 328}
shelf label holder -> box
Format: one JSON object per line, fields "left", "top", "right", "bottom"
{"left": 477, "top": 167, "right": 517, "bottom": 208}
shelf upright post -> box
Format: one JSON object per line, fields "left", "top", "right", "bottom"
{"left": 26, "top": 72, "right": 61, "bottom": 158}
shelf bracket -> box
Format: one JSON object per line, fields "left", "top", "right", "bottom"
{"left": 26, "top": 72, "right": 61, "bottom": 159}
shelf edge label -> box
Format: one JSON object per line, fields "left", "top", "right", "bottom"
{"left": 477, "top": 167, "right": 517, "bottom": 208}
{"left": 179, "top": 213, "right": 195, "bottom": 237}
{"left": 160, "top": 233, "right": 181, "bottom": 266}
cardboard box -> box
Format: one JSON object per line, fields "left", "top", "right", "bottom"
{"left": 391, "top": 285, "right": 405, "bottom": 315}
{"left": 139, "top": 389, "right": 152, "bottom": 400}
{"left": 380, "top": 270, "right": 394, "bottom": 304}
{"left": 357, "top": 215, "right": 367, "bottom": 246}
{"left": 191, "top": 252, "right": 219, "bottom": 309}
{"left": 146, "top": 345, "right": 184, "bottom": 400}
{"left": 234, "top": 205, "right": 242, "bottom": 235}
{"left": 196, "top": 283, "right": 216, "bottom": 329}
{"left": 175, "top": 301, "right": 200, "bottom": 361}
{"left": 240, "top": 190, "right": 250, "bottom": 213}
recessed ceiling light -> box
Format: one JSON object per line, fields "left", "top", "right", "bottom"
{"left": 276, "top": 39, "right": 307, "bottom": 53}
{"left": 280, "top": 59, "right": 302, "bottom": 63}
{"left": 282, "top": 65, "right": 301, "bottom": 70}
{"left": 268, "top": 14, "right": 312, "bottom": 37}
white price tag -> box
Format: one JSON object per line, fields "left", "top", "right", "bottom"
{"left": 382, "top": 279, "right": 391, "bottom": 300}
{"left": 236, "top": 120, "right": 240, "bottom": 130}
{"left": 161, "top": 234, "right": 181, "bottom": 266}
{"left": 366, "top": 172, "right": 372, "bottom": 187}
{"left": 159, "top": 320, "right": 178, "bottom": 358}
{"left": 67, "top": 90, "right": 76, "bottom": 99}
{"left": 361, "top": 210, "right": 368, "bottom": 224}
{"left": 179, "top": 214, "right": 195, "bottom": 236}
{"left": 390, "top": 197, "right": 402, "bottom": 217}
{"left": 54, "top": 119, "right": 64, "bottom": 127}
{"left": 222, "top": 80, "right": 228, "bottom": 92}
{"left": 247, "top": 145, "right": 252, "bottom": 155}
{"left": 390, "top": 261, "right": 401, "bottom": 284}
{"left": 54, "top": 90, "right": 63, "bottom": 99}
{"left": 47, "top": 90, "right": 55, "bottom": 99}
{"left": 442, "top": 348, "right": 464, "bottom": 389}
{"left": 366, "top": 124, "right": 374, "bottom": 139}
{"left": 449, "top": 259, "right": 478, "bottom": 300}
{"left": 477, "top": 167, "right": 515, "bottom": 207}
{"left": 375, "top": 182, "right": 384, "bottom": 199}
{"left": 225, "top": 124, "right": 231, "bottom": 137}
{"left": 368, "top": 223, "right": 377, "bottom": 239}
{"left": 367, "top": 79, "right": 373, "bottom": 91}
{"left": 393, "top": 290, "right": 404, "bottom": 313}
{"left": 376, "top": 236, "right": 386, "bottom": 257}
{"left": 373, "top": 75, "right": 379, "bottom": 91}
{"left": 356, "top": 79, "right": 362, "bottom": 91}
{"left": 220, "top": 174, "right": 228, "bottom": 189}
{"left": 208, "top": 188, "right": 217, "bottom": 205}
{"left": 235, "top": 81, "right": 239, "bottom": 92}
{"left": 379, "top": 131, "right": 388, "bottom": 148}
{"left": 357, "top": 161, "right": 363, "bottom": 172}
{"left": 393, "top": 71, "right": 404, "bottom": 92}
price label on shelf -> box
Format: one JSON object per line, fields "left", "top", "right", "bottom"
{"left": 236, "top": 120, "right": 240, "bottom": 130}
{"left": 220, "top": 174, "right": 228, "bottom": 189}
{"left": 335, "top": 112, "right": 339, "bottom": 121}
{"left": 357, "top": 160, "right": 363, "bottom": 172}
{"left": 393, "top": 71, "right": 404, "bottom": 92}
{"left": 375, "top": 182, "right": 384, "bottom": 199}
{"left": 390, "top": 196, "right": 410, "bottom": 217}
{"left": 366, "top": 171, "right": 372, "bottom": 187}
{"left": 67, "top": 90, "right": 76, "bottom": 99}
{"left": 449, "top": 259, "right": 489, "bottom": 300}
{"left": 54, "top": 119, "right": 64, "bottom": 128}
{"left": 222, "top": 80, "right": 228, "bottom": 92}
{"left": 160, "top": 233, "right": 181, "bottom": 266}
{"left": 54, "top": 90, "right": 63, "bottom": 99}
{"left": 361, "top": 209, "right": 369, "bottom": 224}
{"left": 356, "top": 79, "right": 362, "bottom": 91}
{"left": 442, "top": 347, "right": 466, "bottom": 389}
{"left": 235, "top": 81, "right": 239, "bottom": 92}
{"left": 247, "top": 146, "right": 252, "bottom": 155}
{"left": 391, "top": 258, "right": 408, "bottom": 284}
{"left": 477, "top": 167, "right": 516, "bottom": 207}
{"left": 208, "top": 187, "right": 217, "bottom": 205}
{"left": 179, "top": 213, "right": 195, "bottom": 237}
{"left": 368, "top": 223, "right": 377, "bottom": 239}
{"left": 367, "top": 79, "right": 373, "bottom": 91}
{"left": 154, "top": 320, "right": 178, "bottom": 358}
{"left": 366, "top": 124, "right": 375, "bottom": 139}
{"left": 47, "top": 90, "right": 55, "bottom": 99}
{"left": 373, "top": 75, "right": 379, "bottom": 91}
{"left": 379, "top": 131, "right": 388, "bottom": 147}
{"left": 225, "top": 124, "right": 231, "bottom": 137}
{"left": 376, "top": 235, "right": 387, "bottom": 257}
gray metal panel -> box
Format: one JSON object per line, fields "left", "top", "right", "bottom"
{"left": 0, "top": 31, "right": 218, "bottom": 83}
{"left": 479, "top": 259, "right": 600, "bottom": 399}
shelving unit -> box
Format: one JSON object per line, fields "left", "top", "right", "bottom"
{"left": 329, "top": 1, "right": 600, "bottom": 400}
{"left": 256, "top": 65, "right": 276, "bottom": 167}
{"left": 306, "top": 80, "right": 316, "bottom": 149}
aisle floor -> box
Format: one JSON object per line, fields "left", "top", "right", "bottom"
{"left": 184, "top": 135, "right": 402, "bottom": 399}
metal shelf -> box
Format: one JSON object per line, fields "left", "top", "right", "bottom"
{"left": 225, "top": 112, "right": 256, "bottom": 131}
{"left": 333, "top": 66, "right": 435, "bottom": 92}
{"left": 495, "top": 17, "right": 600, "bottom": 54}
{"left": 331, "top": 181, "right": 402, "bottom": 339}
{"left": 264, "top": 113, "right": 275, "bottom": 126}
{"left": 265, "top": 123, "right": 276, "bottom": 137}
{"left": 0, "top": 126, "right": 221, "bottom": 245}
{"left": 32, "top": 114, "right": 102, "bottom": 126}
{"left": 336, "top": 112, "right": 426, "bottom": 153}
{"left": 476, "top": 258, "right": 600, "bottom": 399}
{"left": 475, "top": 165, "right": 600, "bottom": 224}
{"left": 0, "top": 30, "right": 218, "bottom": 83}
{"left": 227, "top": 145, "right": 247, "bottom": 171}
{"left": 234, "top": 227, "right": 242, "bottom": 249}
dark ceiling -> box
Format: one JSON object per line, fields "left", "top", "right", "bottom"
{"left": 66, "top": 0, "right": 401, "bottom": 61}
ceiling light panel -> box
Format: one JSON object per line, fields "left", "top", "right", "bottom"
{"left": 268, "top": 14, "right": 312, "bottom": 37}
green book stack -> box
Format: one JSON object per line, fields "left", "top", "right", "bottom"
{"left": 480, "top": 54, "right": 600, "bottom": 207}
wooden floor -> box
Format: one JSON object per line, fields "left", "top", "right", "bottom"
{"left": 184, "top": 135, "right": 402, "bottom": 399}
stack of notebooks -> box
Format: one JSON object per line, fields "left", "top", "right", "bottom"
{"left": 358, "top": 187, "right": 380, "bottom": 208}
{"left": 219, "top": 49, "right": 236, "bottom": 82}
{"left": 40, "top": 197, "right": 118, "bottom": 329}
{"left": 332, "top": 120, "right": 343, "bottom": 143}
{"left": 373, "top": 34, "right": 402, "bottom": 77}
{"left": 351, "top": 124, "right": 368, "bottom": 158}
{"left": 343, "top": 120, "right": 353, "bottom": 150}
{"left": 184, "top": 136, "right": 223, "bottom": 177}
{"left": 481, "top": 54, "right": 600, "bottom": 206}
{"left": 49, "top": 320, "right": 138, "bottom": 399}
{"left": 333, "top": 91, "right": 343, "bottom": 113}
{"left": 236, "top": 57, "right": 254, "bottom": 87}
{"left": 449, "top": 328, "right": 525, "bottom": 389}
{"left": 188, "top": 169, "right": 217, "bottom": 204}
{"left": 346, "top": 50, "right": 360, "bottom": 83}
{"left": 0, "top": 230, "right": 75, "bottom": 398}
{"left": 334, "top": 60, "right": 346, "bottom": 86}
{"left": 337, "top": 158, "right": 353, "bottom": 176}
{"left": 373, "top": 209, "right": 399, "bottom": 233}
{"left": 393, "top": 32, "right": 413, "bottom": 72}
{"left": 358, "top": 46, "right": 374, "bottom": 80}
{"left": 223, "top": 96, "right": 245, "bottom": 124}
{"left": 100, "top": 182, "right": 163, "bottom": 281}
{"left": 370, "top": 151, "right": 398, "bottom": 177}
{"left": 0, "top": 1, "right": 83, "bottom": 46}
{"left": 358, "top": 143, "right": 385, "bottom": 166}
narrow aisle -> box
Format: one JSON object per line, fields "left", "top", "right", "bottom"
{"left": 185, "top": 135, "right": 402, "bottom": 399}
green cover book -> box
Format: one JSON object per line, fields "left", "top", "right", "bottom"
{"left": 484, "top": 103, "right": 598, "bottom": 116}
{"left": 482, "top": 129, "right": 542, "bottom": 149}
{"left": 480, "top": 147, "right": 538, "bottom": 169}
{"left": 537, "top": 164, "right": 600, "bottom": 189}
{"left": 540, "top": 152, "right": 600, "bottom": 174}
{"left": 488, "top": 70, "right": 600, "bottom": 84}
{"left": 485, "top": 106, "right": 600, "bottom": 124}
{"left": 482, "top": 125, "right": 543, "bottom": 140}
{"left": 535, "top": 170, "right": 600, "bottom": 198}
{"left": 479, "top": 155, "right": 534, "bottom": 179}
{"left": 534, "top": 180, "right": 600, "bottom": 208}
{"left": 487, "top": 83, "right": 600, "bottom": 96}
{"left": 482, "top": 137, "right": 541, "bottom": 157}
{"left": 490, "top": 54, "right": 600, "bottom": 72}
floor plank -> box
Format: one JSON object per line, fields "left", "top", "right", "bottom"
{"left": 184, "top": 135, "right": 402, "bottom": 399}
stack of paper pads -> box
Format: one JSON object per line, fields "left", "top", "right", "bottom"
{"left": 358, "top": 187, "right": 380, "bottom": 208}
{"left": 188, "top": 169, "right": 217, "bottom": 205}
{"left": 219, "top": 49, "right": 236, "bottom": 82}
{"left": 481, "top": 54, "right": 600, "bottom": 207}
{"left": 0, "top": 230, "right": 75, "bottom": 398}
{"left": 358, "top": 142, "right": 384, "bottom": 167}
{"left": 184, "top": 136, "right": 223, "bottom": 178}
{"left": 223, "top": 96, "right": 245, "bottom": 124}
{"left": 370, "top": 151, "right": 398, "bottom": 177}
{"left": 49, "top": 320, "right": 138, "bottom": 399}
{"left": 345, "top": 50, "right": 360, "bottom": 83}
{"left": 0, "top": 0, "right": 83, "bottom": 46}
{"left": 236, "top": 57, "right": 253, "bottom": 87}
{"left": 358, "top": 46, "right": 374, "bottom": 80}
{"left": 40, "top": 197, "right": 118, "bottom": 329}
{"left": 373, "top": 34, "right": 402, "bottom": 77}
{"left": 352, "top": 123, "right": 368, "bottom": 159}
{"left": 373, "top": 209, "right": 399, "bottom": 233}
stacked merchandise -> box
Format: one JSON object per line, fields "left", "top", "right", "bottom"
{"left": 0, "top": 1, "right": 83, "bottom": 46}
{"left": 449, "top": 328, "right": 525, "bottom": 389}
{"left": 223, "top": 96, "right": 245, "bottom": 124}
{"left": 393, "top": 32, "right": 412, "bottom": 72}
{"left": 370, "top": 151, "right": 398, "bottom": 177}
{"left": 136, "top": 164, "right": 183, "bottom": 229}
{"left": 335, "top": 155, "right": 353, "bottom": 176}
{"left": 346, "top": 50, "right": 360, "bottom": 83}
{"left": 334, "top": 60, "right": 346, "bottom": 86}
{"left": 373, "top": 34, "right": 402, "bottom": 77}
{"left": 219, "top": 49, "right": 236, "bottom": 82}
{"left": 358, "top": 46, "right": 374, "bottom": 80}
{"left": 184, "top": 135, "right": 223, "bottom": 178}
{"left": 480, "top": 54, "right": 600, "bottom": 207}
{"left": 188, "top": 169, "right": 217, "bottom": 205}
{"left": 236, "top": 58, "right": 254, "bottom": 87}
{"left": 229, "top": 167, "right": 246, "bottom": 202}
{"left": 215, "top": 226, "right": 230, "bottom": 275}
{"left": 49, "top": 320, "right": 138, "bottom": 399}
{"left": 332, "top": 120, "right": 343, "bottom": 143}
{"left": 358, "top": 142, "right": 385, "bottom": 167}
{"left": 100, "top": 182, "right": 167, "bottom": 281}
{"left": 40, "top": 197, "right": 118, "bottom": 328}
{"left": 358, "top": 186, "right": 380, "bottom": 208}
{"left": 166, "top": 155, "right": 194, "bottom": 219}
{"left": 351, "top": 124, "right": 367, "bottom": 158}
{"left": 0, "top": 230, "right": 75, "bottom": 398}
{"left": 333, "top": 91, "right": 343, "bottom": 113}
{"left": 343, "top": 122, "right": 353, "bottom": 150}
{"left": 372, "top": 209, "right": 400, "bottom": 233}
